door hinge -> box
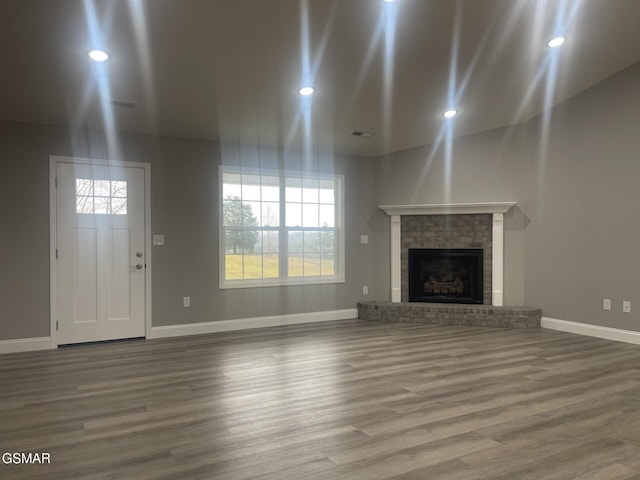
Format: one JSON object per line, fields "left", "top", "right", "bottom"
{"left": 56, "top": 320, "right": 59, "bottom": 331}
{"left": 55, "top": 249, "right": 58, "bottom": 259}
{"left": 55, "top": 177, "right": 58, "bottom": 187}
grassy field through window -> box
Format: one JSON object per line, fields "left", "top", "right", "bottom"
{"left": 225, "top": 254, "right": 335, "bottom": 280}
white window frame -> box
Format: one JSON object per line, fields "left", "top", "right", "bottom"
{"left": 219, "top": 166, "right": 345, "bottom": 289}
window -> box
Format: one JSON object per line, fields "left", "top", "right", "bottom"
{"left": 220, "top": 167, "right": 344, "bottom": 288}
{"left": 75, "top": 178, "right": 127, "bottom": 215}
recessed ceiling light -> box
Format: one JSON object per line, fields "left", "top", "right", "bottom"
{"left": 88, "top": 49, "right": 109, "bottom": 62}
{"left": 298, "top": 86, "right": 314, "bottom": 96}
{"left": 442, "top": 109, "right": 458, "bottom": 118}
{"left": 546, "top": 36, "right": 566, "bottom": 48}
{"left": 382, "top": 0, "right": 396, "bottom": 3}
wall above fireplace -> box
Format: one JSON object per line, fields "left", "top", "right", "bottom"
{"left": 380, "top": 202, "right": 516, "bottom": 306}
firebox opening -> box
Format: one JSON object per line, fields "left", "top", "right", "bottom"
{"left": 408, "top": 248, "right": 483, "bottom": 304}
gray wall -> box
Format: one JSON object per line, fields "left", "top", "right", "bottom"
{"left": 373, "top": 61, "right": 640, "bottom": 331}
{"left": 0, "top": 122, "right": 376, "bottom": 340}
{"left": 3, "top": 60, "right": 639, "bottom": 341}
{"left": 371, "top": 123, "right": 531, "bottom": 306}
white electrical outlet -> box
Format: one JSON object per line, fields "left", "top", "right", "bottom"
{"left": 362, "top": 286, "right": 368, "bottom": 295}
{"left": 623, "top": 300, "right": 631, "bottom": 313}
{"left": 183, "top": 296, "right": 191, "bottom": 308}
{"left": 360, "top": 235, "right": 369, "bottom": 244}
{"left": 603, "top": 298, "right": 611, "bottom": 311}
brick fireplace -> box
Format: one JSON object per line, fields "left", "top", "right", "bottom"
{"left": 379, "top": 202, "right": 516, "bottom": 306}
{"left": 402, "top": 215, "right": 492, "bottom": 304}
{"left": 358, "top": 201, "right": 541, "bottom": 329}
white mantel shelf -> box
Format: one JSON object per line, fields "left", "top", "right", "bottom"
{"left": 380, "top": 202, "right": 516, "bottom": 307}
{"left": 379, "top": 202, "right": 516, "bottom": 216}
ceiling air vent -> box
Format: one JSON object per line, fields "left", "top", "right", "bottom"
{"left": 110, "top": 100, "right": 135, "bottom": 109}
{"left": 352, "top": 130, "right": 373, "bottom": 138}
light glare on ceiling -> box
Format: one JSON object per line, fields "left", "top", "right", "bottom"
{"left": 88, "top": 49, "right": 109, "bottom": 62}
{"left": 443, "top": 109, "right": 458, "bottom": 118}
{"left": 298, "top": 86, "right": 314, "bottom": 96}
{"left": 546, "top": 36, "right": 566, "bottom": 48}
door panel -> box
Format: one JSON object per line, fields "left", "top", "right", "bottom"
{"left": 56, "top": 162, "right": 146, "bottom": 344}
{"left": 73, "top": 227, "right": 98, "bottom": 324}
{"left": 109, "top": 228, "right": 131, "bottom": 320}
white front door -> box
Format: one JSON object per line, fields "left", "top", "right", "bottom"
{"left": 56, "top": 162, "right": 146, "bottom": 344}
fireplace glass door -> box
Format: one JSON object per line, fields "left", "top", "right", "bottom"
{"left": 408, "top": 248, "right": 483, "bottom": 304}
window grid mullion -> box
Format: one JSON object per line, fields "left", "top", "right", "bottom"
{"left": 279, "top": 175, "right": 288, "bottom": 279}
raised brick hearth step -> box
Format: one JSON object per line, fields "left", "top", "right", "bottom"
{"left": 357, "top": 301, "right": 541, "bottom": 329}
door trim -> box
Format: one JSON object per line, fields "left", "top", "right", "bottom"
{"left": 49, "top": 155, "right": 152, "bottom": 348}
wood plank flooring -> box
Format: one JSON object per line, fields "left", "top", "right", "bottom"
{"left": 2, "top": 319, "right": 640, "bottom": 479}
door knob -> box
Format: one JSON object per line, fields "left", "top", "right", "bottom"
{"left": 136, "top": 263, "right": 143, "bottom": 270}
{"left": 136, "top": 251, "right": 143, "bottom": 258}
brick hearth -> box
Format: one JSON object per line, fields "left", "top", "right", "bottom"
{"left": 358, "top": 301, "right": 541, "bottom": 329}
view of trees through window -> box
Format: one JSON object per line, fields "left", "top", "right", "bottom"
{"left": 75, "top": 178, "right": 127, "bottom": 215}
{"left": 221, "top": 169, "right": 341, "bottom": 284}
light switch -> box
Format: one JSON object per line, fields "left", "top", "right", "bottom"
{"left": 153, "top": 234, "right": 165, "bottom": 246}
{"left": 360, "top": 235, "right": 369, "bottom": 244}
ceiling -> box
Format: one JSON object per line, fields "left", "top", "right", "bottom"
{"left": 1, "top": 0, "right": 639, "bottom": 157}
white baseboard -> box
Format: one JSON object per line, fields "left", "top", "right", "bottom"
{"left": 149, "top": 308, "right": 358, "bottom": 339}
{"left": 0, "top": 337, "right": 52, "bottom": 354}
{"left": 542, "top": 317, "right": 640, "bottom": 346}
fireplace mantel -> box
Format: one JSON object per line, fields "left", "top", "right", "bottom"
{"left": 379, "top": 202, "right": 516, "bottom": 216}
{"left": 380, "top": 202, "right": 516, "bottom": 306}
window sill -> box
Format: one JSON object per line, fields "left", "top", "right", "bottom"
{"left": 220, "top": 276, "right": 345, "bottom": 289}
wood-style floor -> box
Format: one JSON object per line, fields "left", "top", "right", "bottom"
{"left": 2, "top": 319, "right": 640, "bottom": 479}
